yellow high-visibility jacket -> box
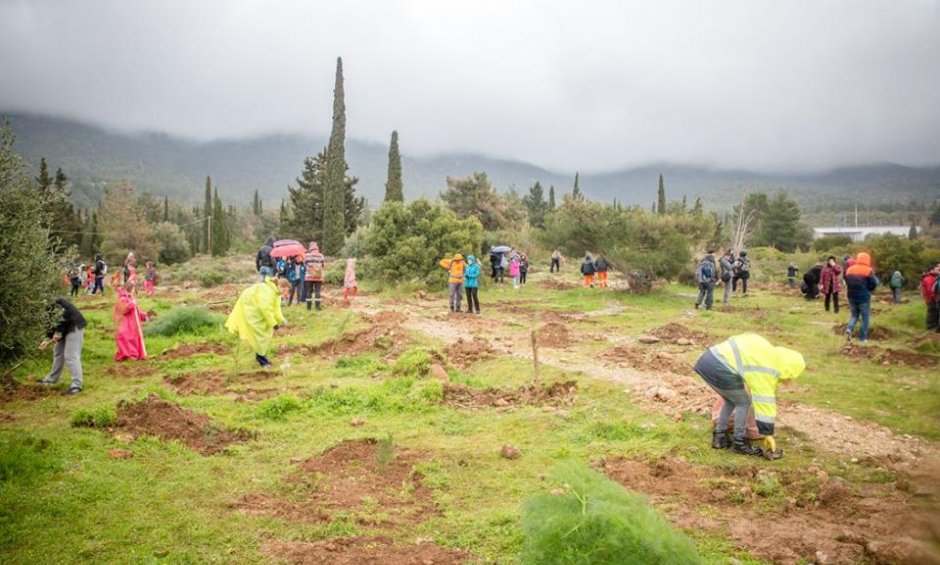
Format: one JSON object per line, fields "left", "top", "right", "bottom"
{"left": 225, "top": 279, "right": 285, "bottom": 356}
{"left": 710, "top": 333, "right": 805, "bottom": 436}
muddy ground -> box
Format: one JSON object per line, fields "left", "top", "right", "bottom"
{"left": 442, "top": 380, "right": 578, "bottom": 410}
{"left": 261, "top": 537, "right": 470, "bottom": 565}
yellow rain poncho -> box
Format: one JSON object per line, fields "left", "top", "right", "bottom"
{"left": 225, "top": 279, "right": 285, "bottom": 356}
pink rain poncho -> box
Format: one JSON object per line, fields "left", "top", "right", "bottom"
{"left": 225, "top": 279, "right": 285, "bottom": 356}
{"left": 113, "top": 287, "right": 148, "bottom": 361}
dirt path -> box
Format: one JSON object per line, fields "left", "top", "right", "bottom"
{"left": 351, "top": 293, "right": 940, "bottom": 477}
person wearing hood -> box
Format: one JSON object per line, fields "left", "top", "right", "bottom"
{"left": 509, "top": 254, "right": 521, "bottom": 289}
{"left": 694, "top": 251, "right": 718, "bottom": 310}
{"left": 921, "top": 262, "right": 940, "bottom": 331}
{"left": 440, "top": 253, "right": 466, "bottom": 312}
{"left": 719, "top": 250, "right": 734, "bottom": 305}
{"left": 889, "top": 269, "right": 905, "bottom": 304}
{"left": 304, "top": 242, "right": 326, "bottom": 311}
{"left": 113, "top": 280, "right": 149, "bottom": 362}
{"left": 580, "top": 254, "right": 596, "bottom": 288}
{"left": 463, "top": 255, "right": 481, "bottom": 314}
{"left": 819, "top": 256, "right": 842, "bottom": 313}
{"left": 844, "top": 252, "right": 880, "bottom": 343}
{"left": 594, "top": 255, "right": 610, "bottom": 288}
{"left": 343, "top": 258, "right": 358, "bottom": 302}
{"left": 256, "top": 237, "right": 275, "bottom": 282}
{"left": 786, "top": 263, "right": 799, "bottom": 289}
{"left": 38, "top": 298, "right": 87, "bottom": 394}
{"left": 732, "top": 250, "right": 750, "bottom": 294}
{"left": 694, "top": 333, "right": 805, "bottom": 456}
{"left": 225, "top": 277, "right": 285, "bottom": 367}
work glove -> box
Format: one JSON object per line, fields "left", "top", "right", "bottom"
{"left": 763, "top": 436, "right": 776, "bottom": 453}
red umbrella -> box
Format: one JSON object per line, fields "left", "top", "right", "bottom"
{"left": 270, "top": 239, "right": 306, "bottom": 259}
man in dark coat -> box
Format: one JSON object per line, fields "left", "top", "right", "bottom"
{"left": 39, "top": 298, "right": 86, "bottom": 394}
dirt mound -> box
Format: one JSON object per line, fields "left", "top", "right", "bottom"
{"left": 262, "top": 537, "right": 470, "bottom": 564}
{"left": 445, "top": 337, "right": 494, "bottom": 368}
{"left": 236, "top": 438, "right": 436, "bottom": 527}
{"left": 164, "top": 369, "right": 283, "bottom": 399}
{"left": 203, "top": 284, "right": 242, "bottom": 301}
{"left": 833, "top": 323, "right": 896, "bottom": 340}
{"left": 541, "top": 310, "right": 593, "bottom": 324}
{"left": 535, "top": 322, "right": 575, "bottom": 348}
{"left": 596, "top": 455, "right": 939, "bottom": 565}
{"left": 442, "top": 380, "right": 578, "bottom": 409}
{"left": 602, "top": 345, "right": 692, "bottom": 375}
{"left": 0, "top": 375, "right": 58, "bottom": 403}
{"left": 104, "top": 362, "right": 156, "bottom": 379}
{"left": 113, "top": 393, "right": 250, "bottom": 454}
{"left": 646, "top": 323, "right": 710, "bottom": 345}
{"left": 281, "top": 312, "right": 410, "bottom": 359}
{"left": 839, "top": 344, "right": 936, "bottom": 368}
{"left": 537, "top": 278, "right": 579, "bottom": 291}
{"left": 637, "top": 378, "right": 713, "bottom": 420}
{"left": 160, "top": 342, "right": 230, "bottom": 359}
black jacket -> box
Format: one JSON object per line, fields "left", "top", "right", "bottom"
{"left": 47, "top": 298, "right": 86, "bottom": 338}
{"left": 256, "top": 244, "right": 274, "bottom": 270}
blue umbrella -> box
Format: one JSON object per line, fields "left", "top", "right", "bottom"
{"left": 491, "top": 245, "right": 511, "bottom": 253}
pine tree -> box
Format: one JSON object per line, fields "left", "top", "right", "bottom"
{"left": 908, "top": 218, "right": 918, "bottom": 240}
{"left": 691, "top": 197, "right": 703, "bottom": 215}
{"left": 384, "top": 130, "right": 404, "bottom": 202}
{"left": 548, "top": 185, "right": 556, "bottom": 210}
{"left": 35, "top": 158, "right": 52, "bottom": 201}
{"left": 210, "top": 187, "right": 229, "bottom": 256}
{"left": 657, "top": 174, "right": 666, "bottom": 215}
{"left": 523, "top": 181, "right": 548, "bottom": 228}
{"left": 572, "top": 172, "right": 582, "bottom": 199}
{"left": 322, "top": 56, "right": 348, "bottom": 255}
{"left": 163, "top": 195, "right": 169, "bottom": 222}
{"left": 278, "top": 199, "right": 291, "bottom": 235}
{"left": 203, "top": 176, "right": 212, "bottom": 253}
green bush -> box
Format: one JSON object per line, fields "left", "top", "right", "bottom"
{"left": 520, "top": 461, "right": 702, "bottom": 565}
{"left": 255, "top": 393, "right": 303, "bottom": 420}
{"left": 813, "top": 235, "right": 853, "bottom": 253}
{"left": 0, "top": 434, "right": 60, "bottom": 483}
{"left": 391, "top": 348, "right": 433, "bottom": 378}
{"left": 144, "top": 307, "right": 223, "bottom": 337}
{"left": 70, "top": 406, "right": 118, "bottom": 428}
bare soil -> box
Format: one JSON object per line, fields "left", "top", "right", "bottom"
{"left": 112, "top": 393, "right": 250, "bottom": 454}
{"left": 597, "top": 455, "right": 940, "bottom": 565}
{"left": 0, "top": 375, "right": 58, "bottom": 403}
{"left": 164, "top": 369, "right": 283, "bottom": 400}
{"left": 601, "top": 345, "right": 692, "bottom": 376}
{"left": 646, "top": 323, "right": 711, "bottom": 345}
{"left": 833, "top": 323, "right": 896, "bottom": 340}
{"left": 236, "top": 438, "right": 436, "bottom": 528}
{"left": 839, "top": 344, "right": 937, "bottom": 368}
{"left": 537, "top": 278, "right": 580, "bottom": 291}
{"left": 442, "top": 380, "right": 578, "bottom": 409}
{"left": 280, "top": 311, "right": 410, "bottom": 359}
{"left": 261, "top": 537, "right": 470, "bottom": 564}
{"left": 104, "top": 362, "right": 156, "bottom": 379}
{"left": 445, "top": 337, "right": 495, "bottom": 369}
{"left": 534, "top": 322, "right": 576, "bottom": 348}
{"left": 160, "top": 342, "right": 230, "bottom": 360}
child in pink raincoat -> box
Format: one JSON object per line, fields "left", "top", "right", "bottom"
{"left": 509, "top": 255, "right": 521, "bottom": 289}
{"left": 113, "top": 281, "right": 148, "bottom": 361}
{"left": 343, "top": 258, "right": 358, "bottom": 301}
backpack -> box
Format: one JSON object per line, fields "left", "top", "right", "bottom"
{"left": 890, "top": 271, "right": 903, "bottom": 288}
{"left": 97, "top": 260, "right": 108, "bottom": 275}
{"left": 698, "top": 260, "right": 714, "bottom": 283}
{"left": 734, "top": 258, "right": 750, "bottom": 276}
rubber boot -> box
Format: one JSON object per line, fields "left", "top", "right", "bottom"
{"left": 711, "top": 431, "right": 731, "bottom": 449}
{"left": 731, "top": 437, "right": 763, "bottom": 457}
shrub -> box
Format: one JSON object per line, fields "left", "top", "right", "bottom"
{"left": 0, "top": 434, "right": 60, "bottom": 483}
{"left": 813, "top": 235, "right": 853, "bottom": 253}
{"left": 144, "top": 307, "right": 223, "bottom": 337}
{"left": 70, "top": 406, "right": 118, "bottom": 428}
{"left": 391, "top": 348, "right": 433, "bottom": 378}
{"left": 255, "top": 393, "right": 303, "bottom": 420}
{"left": 520, "top": 460, "right": 702, "bottom": 564}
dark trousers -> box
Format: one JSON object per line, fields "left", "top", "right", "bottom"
{"left": 732, "top": 276, "right": 748, "bottom": 293}
{"left": 288, "top": 280, "right": 303, "bottom": 305}
{"left": 92, "top": 277, "right": 104, "bottom": 294}
{"left": 465, "top": 286, "right": 480, "bottom": 313}
{"left": 892, "top": 287, "right": 902, "bottom": 304}
{"left": 70, "top": 282, "right": 80, "bottom": 297}
{"left": 550, "top": 258, "right": 560, "bottom": 273}
{"left": 927, "top": 302, "right": 939, "bottom": 331}
{"left": 520, "top": 270, "right": 527, "bottom": 285}
{"left": 304, "top": 280, "right": 322, "bottom": 310}
{"left": 824, "top": 291, "right": 840, "bottom": 313}
{"left": 491, "top": 265, "right": 499, "bottom": 281}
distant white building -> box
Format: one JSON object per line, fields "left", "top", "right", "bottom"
{"left": 812, "top": 226, "right": 912, "bottom": 241}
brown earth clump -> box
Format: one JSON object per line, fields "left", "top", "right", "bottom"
{"left": 646, "top": 323, "right": 710, "bottom": 345}
{"left": 104, "top": 362, "right": 156, "bottom": 379}
{"left": 445, "top": 337, "right": 494, "bottom": 369}
{"left": 280, "top": 312, "right": 410, "bottom": 359}
{"left": 164, "top": 369, "right": 283, "bottom": 400}
{"left": 596, "top": 455, "right": 940, "bottom": 565}
{"left": 537, "top": 278, "right": 580, "bottom": 291}
{"left": 442, "top": 380, "right": 578, "bottom": 409}
{"left": 160, "top": 342, "right": 230, "bottom": 360}
{"left": 833, "top": 323, "right": 895, "bottom": 341}
{"left": 602, "top": 345, "right": 692, "bottom": 375}
{"left": 0, "top": 375, "right": 58, "bottom": 404}
{"left": 261, "top": 537, "right": 471, "bottom": 565}
{"left": 113, "top": 393, "right": 250, "bottom": 454}
{"left": 535, "top": 322, "right": 575, "bottom": 348}
{"left": 839, "top": 344, "right": 937, "bottom": 368}
{"left": 236, "top": 438, "right": 436, "bottom": 527}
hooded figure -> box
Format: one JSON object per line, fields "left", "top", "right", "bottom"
{"left": 304, "top": 242, "right": 326, "bottom": 311}
{"left": 464, "top": 255, "right": 481, "bottom": 314}
{"left": 439, "top": 253, "right": 466, "bottom": 312}
{"left": 819, "top": 255, "right": 842, "bottom": 313}
{"left": 844, "top": 252, "right": 879, "bottom": 343}
{"left": 343, "top": 258, "right": 358, "bottom": 301}
{"left": 225, "top": 277, "right": 285, "bottom": 367}
{"left": 694, "top": 333, "right": 805, "bottom": 456}
{"left": 581, "top": 255, "right": 596, "bottom": 287}
{"left": 256, "top": 237, "right": 275, "bottom": 282}
{"left": 113, "top": 282, "right": 148, "bottom": 361}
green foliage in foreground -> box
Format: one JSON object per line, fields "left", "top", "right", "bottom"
{"left": 520, "top": 461, "right": 702, "bottom": 565}
{"left": 70, "top": 406, "right": 118, "bottom": 428}
{"left": 0, "top": 434, "right": 61, "bottom": 484}
{"left": 144, "top": 307, "right": 223, "bottom": 337}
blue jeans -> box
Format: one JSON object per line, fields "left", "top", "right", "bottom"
{"left": 259, "top": 266, "right": 274, "bottom": 282}
{"left": 847, "top": 299, "right": 871, "bottom": 341}
{"left": 92, "top": 277, "right": 104, "bottom": 294}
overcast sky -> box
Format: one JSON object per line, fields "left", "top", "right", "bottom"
{"left": 1, "top": 0, "right": 938, "bottom": 172}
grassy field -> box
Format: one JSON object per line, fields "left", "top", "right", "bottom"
{"left": 1, "top": 257, "right": 938, "bottom": 564}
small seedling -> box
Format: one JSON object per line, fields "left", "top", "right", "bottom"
{"left": 376, "top": 432, "right": 395, "bottom": 468}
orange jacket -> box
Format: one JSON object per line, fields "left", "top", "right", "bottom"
{"left": 439, "top": 255, "right": 466, "bottom": 284}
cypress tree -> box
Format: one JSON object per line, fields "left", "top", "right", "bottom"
{"left": 548, "top": 185, "right": 556, "bottom": 210}
{"left": 210, "top": 187, "right": 229, "bottom": 256}
{"left": 657, "top": 174, "right": 666, "bottom": 215}
{"left": 322, "top": 57, "right": 348, "bottom": 255}
{"left": 252, "top": 190, "right": 260, "bottom": 216}
{"left": 203, "top": 176, "right": 212, "bottom": 253}
{"left": 384, "top": 130, "right": 404, "bottom": 202}
{"left": 163, "top": 195, "right": 169, "bottom": 222}
{"left": 572, "top": 172, "right": 581, "bottom": 199}
{"left": 908, "top": 218, "right": 918, "bottom": 240}
{"left": 36, "top": 158, "right": 52, "bottom": 198}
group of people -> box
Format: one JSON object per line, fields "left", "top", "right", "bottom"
{"left": 580, "top": 254, "right": 610, "bottom": 288}
{"left": 254, "top": 238, "right": 359, "bottom": 311}
{"left": 488, "top": 248, "right": 529, "bottom": 289}
{"left": 66, "top": 252, "right": 158, "bottom": 298}
{"left": 693, "top": 250, "right": 751, "bottom": 310}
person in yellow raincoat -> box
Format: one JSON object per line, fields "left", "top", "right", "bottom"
{"left": 693, "top": 333, "right": 805, "bottom": 457}
{"left": 225, "top": 277, "right": 286, "bottom": 367}
{"left": 439, "top": 253, "right": 466, "bottom": 313}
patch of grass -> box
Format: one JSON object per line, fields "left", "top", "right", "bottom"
{"left": 520, "top": 460, "right": 702, "bottom": 564}
{"left": 391, "top": 347, "right": 434, "bottom": 378}
{"left": 334, "top": 353, "right": 383, "bottom": 378}
{"left": 0, "top": 433, "right": 60, "bottom": 484}
{"left": 255, "top": 393, "right": 303, "bottom": 421}
{"left": 144, "top": 306, "right": 223, "bottom": 337}
{"left": 69, "top": 406, "right": 118, "bottom": 428}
